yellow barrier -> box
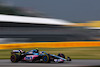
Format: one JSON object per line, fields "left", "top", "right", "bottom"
{"left": 70, "top": 21, "right": 100, "bottom": 27}
{"left": 0, "top": 41, "right": 100, "bottom": 49}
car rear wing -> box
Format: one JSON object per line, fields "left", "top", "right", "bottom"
{"left": 11, "top": 50, "right": 22, "bottom": 54}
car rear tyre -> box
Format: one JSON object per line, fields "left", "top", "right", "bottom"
{"left": 10, "top": 54, "right": 20, "bottom": 63}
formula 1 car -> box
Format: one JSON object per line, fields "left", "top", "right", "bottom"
{"left": 10, "top": 49, "right": 71, "bottom": 63}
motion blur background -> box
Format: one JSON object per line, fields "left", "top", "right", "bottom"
{"left": 0, "top": 0, "right": 100, "bottom": 42}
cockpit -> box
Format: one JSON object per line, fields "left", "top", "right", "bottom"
{"left": 25, "top": 49, "right": 39, "bottom": 55}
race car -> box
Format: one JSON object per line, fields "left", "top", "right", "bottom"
{"left": 10, "top": 49, "right": 71, "bottom": 63}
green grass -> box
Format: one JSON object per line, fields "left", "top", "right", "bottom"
{"left": 0, "top": 47, "right": 100, "bottom": 59}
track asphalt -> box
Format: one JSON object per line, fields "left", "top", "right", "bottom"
{"left": 0, "top": 59, "right": 100, "bottom": 67}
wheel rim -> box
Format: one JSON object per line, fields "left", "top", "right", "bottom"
{"left": 42, "top": 55, "right": 49, "bottom": 63}
{"left": 43, "top": 56, "right": 47, "bottom": 62}
{"left": 11, "top": 55, "right": 15, "bottom": 62}
{"left": 11, "top": 55, "right": 16, "bottom": 62}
